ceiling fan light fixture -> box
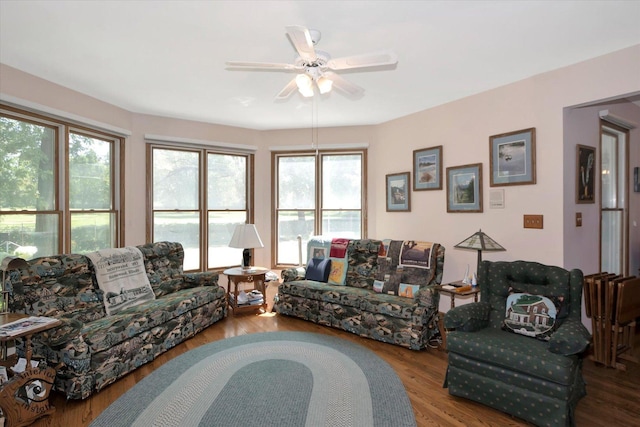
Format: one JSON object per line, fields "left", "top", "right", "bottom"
{"left": 227, "top": 25, "right": 396, "bottom": 100}
{"left": 296, "top": 73, "right": 312, "bottom": 89}
{"left": 317, "top": 76, "right": 333, "bottom": 94}
{"left": 298, "top": 86, "right": 314, "bottom": 97}
{"left": 296, "top": 73, "right": 314, "bottom": 97}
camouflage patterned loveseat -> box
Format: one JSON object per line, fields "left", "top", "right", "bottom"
{"left": 7, "top": 241, "right": 227, "bottom": 399}
{"left": 275, "top": 237, "right": 445, "bottom": 350}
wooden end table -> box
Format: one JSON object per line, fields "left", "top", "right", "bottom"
{"left": 0, "top": 313, "right": 61, "bottom": 427}
{"left": 435, "top": 281, "right": 481, "bottom": 309}
{"left": 223, "top": 267, "right": 268, "bottom": 315}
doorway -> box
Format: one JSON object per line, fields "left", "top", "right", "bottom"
{"left": 600, "top": 121, "right": 629, "bottom": 276}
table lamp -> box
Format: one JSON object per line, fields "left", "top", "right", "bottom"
{"left": 1, "top": 256, "right": 29, "bottom": 314}
{"left": 228, "top": 224, "right": 264, "bottom": 271}
{"left": 454, "top": 229, "right": 505, "bottom": 277}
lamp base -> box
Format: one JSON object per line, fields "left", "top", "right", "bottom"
{"left": 241, "top": 248, "right": 252, "bottom": 270}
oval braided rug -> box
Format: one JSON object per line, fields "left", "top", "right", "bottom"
{"left": 90, "top": 332, "right": 416, "bottom": 427}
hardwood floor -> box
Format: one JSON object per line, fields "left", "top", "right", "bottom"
{"left": 30, "top": 283, "right": 640, "bottom": 426}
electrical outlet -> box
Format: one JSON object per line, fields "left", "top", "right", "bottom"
{"left": 524, "top": 214, "right": 543, "bottom": 229}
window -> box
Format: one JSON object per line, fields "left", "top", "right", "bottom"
{"left": 0, "top": 106, "right": 123, "bottom": 259}
{"left": 69, "top": 130, "right": 119, "bottom": 252}
{"left": 148, "top": 145, "right": 252, "bottom": 271}
{"left": 273, "top": 150, "right": 366, "bottom": 266}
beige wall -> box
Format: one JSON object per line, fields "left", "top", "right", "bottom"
{"left": 1, "top": 45, "right": 639, "bottom": 318}
{"left": 369, "top": 46, "right": 640, "bottom": 289}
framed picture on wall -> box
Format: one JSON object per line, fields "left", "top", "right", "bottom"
{"left": 386, "top": 172, "right": 411, "bottom": 212}
{"left": 576, "top": 144, "right": 596, "bottom": 204}
{"left": 413, "top": 145, "right": 443, "bottom": 191}
{"left": 489, "top": 128, "right": 536, "bottom": 186}
{"left": 446, "top": 163, "right": 483, "bottom": 213}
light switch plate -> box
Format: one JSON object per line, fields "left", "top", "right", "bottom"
{"left": 524, "top": 214, "right": 543, "bottom": 229}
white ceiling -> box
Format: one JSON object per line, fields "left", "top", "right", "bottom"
{"left": 1, "top": 1, "right": 639, "bottom": 130}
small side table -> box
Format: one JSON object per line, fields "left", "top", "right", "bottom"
{"left": 435, "top": 281, "right": 481, "bottom": 309}
{"left": 0, "top": 313, "right": 61, "bottom": 427}
{"left": 223, "top": 267, "right": 268, "bottom": 315}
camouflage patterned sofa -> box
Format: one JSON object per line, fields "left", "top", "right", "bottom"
{"left": 275, "top": 238, "right": 445, "bottom": 350}
{"left": 7, "top": 241, "right": 227, "bottom": 399}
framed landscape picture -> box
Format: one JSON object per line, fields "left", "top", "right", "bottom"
{"left": 576, "top": 144, "right": 596, "bottom": 204}
{"left": 386, "top": 172, "right": 411, "bottom": 212}
{"left": 489, "top": 128, "right": 536, "bottom": 186}
{"left": 447, "top": 163, "right": 482, "bottom": 213}
{"left": 413, "top": 145, "right": 442, "bottom": 191}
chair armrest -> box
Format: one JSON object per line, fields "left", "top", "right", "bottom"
{"left": 184, "top": 271, "right": 219, "bottom": 287}
{"left": 282, "top": 267, "right": 306, "bottom": 282}
{"left": 443, "top": 301, "right": 491, "bottom": 332}
{"left": 549, "top": 318, "right": 591, "bottom": 356}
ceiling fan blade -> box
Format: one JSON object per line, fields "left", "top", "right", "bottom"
{"left": 285, "top": 25, "right": 317, "bottom": 63}
{"left": 324, "top": 72, "right": 364, "bottom": 97}
{"left": 275, "top": 77, "right": 299, "bottom": 100}
{"left": 226, "top": 61, "right": 299, "bottom": 71}
{"left": 326, "top": 50, "right": 398, "bottom": 70}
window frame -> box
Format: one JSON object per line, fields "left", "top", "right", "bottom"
{"left": 146, "top": 143, "right": 254, "bottom": 272}
{"left": 0, "top": 105, "right": 124, "bottom": 256}
{"left": 271, "top": 149, "right": 367, "bottom": 268}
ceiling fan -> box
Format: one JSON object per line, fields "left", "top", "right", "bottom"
{"left": 225, "top": 25, "right": 398, "bottom": 99}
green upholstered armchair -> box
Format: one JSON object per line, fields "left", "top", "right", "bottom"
{"left": 443, "top": 260, "right": 591, "bottom": 427}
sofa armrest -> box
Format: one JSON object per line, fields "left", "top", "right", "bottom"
{"left": 282, "top": 267, "right": 306, "bottom": 282}
{"left": 549, "top": 318, "right": 591, "bottom": 356}
{"left": 184, "top": 271, "right": 219, "bottom": 287}
{"left": 38, "top": 317, "right": 84, "bottom": 347}
{"left": 443, "top": 301, "right": 491, "bottom": 332}
{"left": 414, "top": 286, "right": 438, "bottom": 308}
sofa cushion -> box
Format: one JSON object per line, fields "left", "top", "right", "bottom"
{"left": 138, "top": 241, "right": 186, "bottom": 297}
{"left": 280, "top": 280, "right": 372, "bottom": 308}
{"left": 9, "top": 254, "right": 107, "bottom": 321}
{"left": 345, "top": 239, "right": 381, "bottom": 289}
{"left": 80, "top": 286, "right": 224, "bottom": 353}
{"left": 360, "top": 292, "right": 418, "bottom": 320}
{"left": 305, "top": 258, "right": 331, "bottom": 282}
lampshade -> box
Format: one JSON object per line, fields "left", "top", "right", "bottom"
{"left": 229, "top": 224, "right": 264, "bottom": 249}
{"left": 229, "top": 224, "right": 263, "bottom": 270}
{"left": 454, "top": 229, "right": 505, "bottom": 277}
{"left": 454, "top": 229, "right": 505, "bottom": 252}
